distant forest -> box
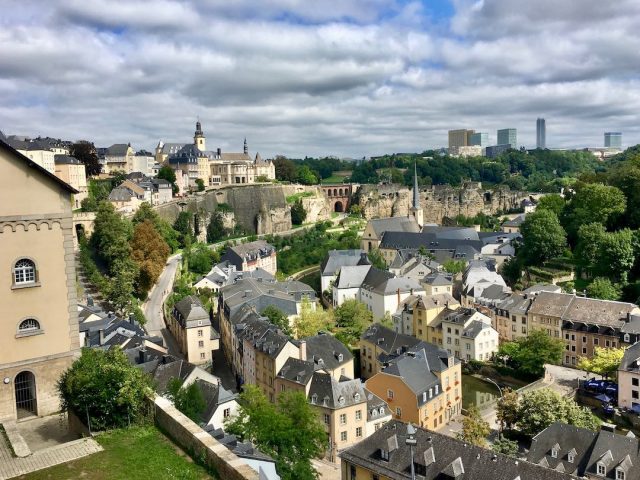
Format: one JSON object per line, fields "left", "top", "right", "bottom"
{"left": 274, "top": 147, "right": 611, "bottom": 193}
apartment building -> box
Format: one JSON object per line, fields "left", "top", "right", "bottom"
{"left": 220, "top": 240, "right": 277, "bottom": 276}
{"left": 441, "top": 308, "right": 499, "bottom": 361}
{"left": 53, "top": 155, "right": 88, "bottom": 209}
{"left": 0, "top": 139, "right": 80, "bottom": 421}
{"left": 618, "top": 341, "right": 640, "bottom": 411}
{"left": 169, "top": 295, "right": 220, "bottom": 365}
{"left": 365, "top": 343, "right": 461, "bottom": 430}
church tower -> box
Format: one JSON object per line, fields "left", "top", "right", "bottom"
{"left": 194, "top": 120, "right": 206, "bottom": 151}
{"left": 410, "top": 162, "right": 424, "bottom": 227}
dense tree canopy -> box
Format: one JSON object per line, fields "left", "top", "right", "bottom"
{"left": 577, "top": 346, "right": 625, "bottom": 378}
{"left": 57, "top": 348, "right": 153, "bottom": 430}
{"left": 497, "top": 329, "right": 564, "bottom": 378}
{"left": 130, "top": 220, "right": 170, "bottom": 296}
{"left": 519, "top": 209, "right": 567, "bottom": 265}
{"left": 70, "top": 140, "right": 101, "bottom": 176}
{"left": 333, "top": 299, "right": 373, "bottom": 346}
{"left": 225, "top": 385, "right": 326, "bottom": 480}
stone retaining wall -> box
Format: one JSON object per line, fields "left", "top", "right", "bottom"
{"left": 153, "top": 397, "right": 259, "bottom": 480}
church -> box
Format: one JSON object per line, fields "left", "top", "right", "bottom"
{"left": 156, "top": 121, "right": 275, "bottom": 190}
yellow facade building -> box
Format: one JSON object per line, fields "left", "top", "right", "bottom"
{"left": 0, "top": 140, "right": 81, "bottom": 421}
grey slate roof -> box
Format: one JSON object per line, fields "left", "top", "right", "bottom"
{"left": 620, "top": 340, "right": 640, "bottom": 372}
{"left": 381, "top": 350, "right": 442, "bottom": 405}
{"left": 193, "top": 379, "right": 237, "bottom": 424}
{"left": 173, "top": 295, "right": 212, "bottom": 328}
{"left": 320, "top": 249, "right": 369, "bottom": 276}
{"left": 422, "top": 273, "right": 451, "bottom": 286}
{"left": 304, "top": 332, "right": 352, "bottom": 371}
{"left": 205, "top": 427, "right": 276, "bottom": 464}
{"left": 361, "top": 324, "right": 421, "bottom": 357}
{"left": 277, "top": 357, "right": 316, "bottom": 385}
{"left": 364, "top": 388, "right": 391, "bottom": 422}
{"left": 368, "top": 217, "right": 420, "bottom": 237}
{"left": 528, "top": 422, "right": 640, "bottom": 479}
{"left": 108, "top": 185, "right": 135, "bottom": 202}
{"left": 54, "top": 154, "right": 82, "bottom": 165}
{"left": 105, "top": 143, "right": 130, "bottom": 156}
{"left": 341, "top": 420, "right": 576, "bottom": 480}
{"left": 334, "top": 264, "right": 371, "bottom": 289}
{"left": 308, "top": 372, "right": 365, "bottom": 410}
{"left": 152, "top": 359, "right": 196, "bottom": 394}
{"left": 221, "top": 240, "right": 275, "bottom": 270}
{"left": 503, "top": 214, "right": 527, "bottom": 227}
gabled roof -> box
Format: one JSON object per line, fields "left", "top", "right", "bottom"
{"left": 277, "top": 357, "right": 316, "bottom": 385}
{"left": 193, "top": 379, "right": 237, "bottom": 424}
{"left": 308, "top": 372, "right": 365, "bottom": 410}
{"left": 304, "top": 333, "right": 353, "bottom": 371}
{"left": 368, "top": 217, "right": 420, "bottom": 237}
{"left": 620, "top": 341, "right": 640, "bottom": 372}
{"left": 341, "top": 420, "right": 576, "bottom": 480}
{"left": 173, "top": 295, "right": 211, "bottom": 328}
{"left": 105, "top": 143, "right": 131, "bottom": 156}
{"left": 380, "top": 351, "right": 441, "bottom": 404}
{"left": 320, "top": 249, "right": 369, "bottom": 276}
{"left": 364, "top": 388, "right": 392, "bottom": 422}
{"left": 0, "top": 138, "right": 78, "bottom": 194}
{"left": 361, "top": 324, "right": 421, "bottom": 356}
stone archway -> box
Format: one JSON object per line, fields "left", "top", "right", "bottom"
{"left": 334, "top": 201, "right": 344, "bottom": 213}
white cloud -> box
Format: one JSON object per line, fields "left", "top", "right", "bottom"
{"left": 0, "top": 0, "right": 639, "bottom": 157}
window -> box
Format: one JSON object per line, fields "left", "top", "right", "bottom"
{"left": 512, "top": 325, "right": 516, "bottom": 332}
{"left": 198, "top": 329, "right": 203, "bottom": 337}
{"left": 223, "top": 408, "right": 231, "bottom": 418}
{"left": 522, "top": 326, "right": 527, "bottom": 334}
{"left": 200, "top": 353, "right": 205, "bottom": 359}
{"left": 18, "top": 318, "right": 40, "bottom": 333}
{"left": 356, "top": 427, "right": 362, "bottom": 438}
{"left": 616, "top": 469, "right": 625, "bottom": 480}
{"left": 13, "top": 259, "right": 36, "bottom": 285}
{"left": 582, "top": 347, "right": 587, "bottom": 354}
{"left": 568, "top": 452, "right": 575, "bottom": 463}
{"left": 340, "top": 414, "right": 347, "bottom": 425}
{"left": 624, "top": 333, "right": 631, "bottom": 343}
{"left": 324, "top": 414, "right": 330, "bottom": 425}
{"left": 632, "top": 390, "right": 638, "bottom": 400}
{"left": 594, "top": 338, "right": 599, "bottom": 345}
{"left": 355, "top": 410, "right": 362, "bottom": 421}
{"left": 198, "top": 340, "right": 204, "bottom": 348}
{"left": 447, "top": 337, "right": 451, "bottom": 344}
{"left": 597, "top": 463, "right": 606, "bottom": 475}
{"left": 280, "top": 384, "right": 285, "bottom": 392}
{"left": 396, "top": 407, "right": 402, "bottom": 417}
{"left": 387, "top": 389, "right": 394, "bottom": 400}
{"left": 340, "top": 431, "right": 347, "bottom": 442}
{"left": 633, "top": 378, "right": 639, "bottom": 387}
{"left": 551, "top": 447, "right": 558, "bottom": 458}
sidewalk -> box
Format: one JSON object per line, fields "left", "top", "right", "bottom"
{"left": 0, "top": 434, "right": 102, "bottom": 480}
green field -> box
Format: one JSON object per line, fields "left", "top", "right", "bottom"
{"left": 18, "top": 427, "right": 215, "bottom": 480}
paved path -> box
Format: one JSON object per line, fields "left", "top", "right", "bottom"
{"left": 0, "top": 436, "right": 102, "bottom": 480}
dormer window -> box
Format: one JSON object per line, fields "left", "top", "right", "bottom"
{"left": 616, "top": 469, "right": 625, "bottom": 480}
{"left": 354, "top": 392, "right": 360, "bottom": 401}
{"left": 568, "top": 452, "right": 575, "bottom": 463}
{"left": 337, "top": 353, "right": 344, "bottom": 362}
{"left": 380, "top": 449, "right": 389, "bottom": 461}
{"left": 311, "top": 394, "right": 317, "bottom": 404}
{"left": 597, "top": 463, "right": 606, "bottom": 476}
{"left": 624, "top": 333, "right": 630, "bottom": 343}
{"left": 338, "top": 396, "right": 345, "bottom": 406}
{"left": 551, "top": 444, "right": 560, "bottom": 458}
{"left": 435, "top": 385, "right": 439, "bottom": 394}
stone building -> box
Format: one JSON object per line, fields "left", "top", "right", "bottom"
{"left": 220, "top": 240, "right": 277, "bottom": 276}
{"left": 54, "top": 154, "right": 88, "bottom": 209}
{"left": 169, "top": 295, "right": 220, "bottom": 365}
{"left": 0, "top": 139, "right": 80, "bottom": 421}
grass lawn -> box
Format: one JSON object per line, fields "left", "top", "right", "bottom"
{"left": 322, "top": 174, "right": 349, "bottom": 183}
{"left": 18, "top": 426, "right": 215, "bottom": 480}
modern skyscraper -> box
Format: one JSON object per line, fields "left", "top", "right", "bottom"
{"left": 448, "top": 129, "right": 475, "bottom": 149}
{"left": 497, "top": 128, "right": 517, "bottom": 147}
{"left": 604, "top": 132, "right": 622, "bottom": 149}
{"left": 536, "top": 118, "right": 546, "bottom": 149}
{"left": 469, "top": 132, "right": 489, "bottom": 147}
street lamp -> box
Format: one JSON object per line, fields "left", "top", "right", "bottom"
{"left": 484, "top": 377, "right": 504, "bottom": 435}
{"left": 406, "top": 423, "right": 417, "bottom": 480}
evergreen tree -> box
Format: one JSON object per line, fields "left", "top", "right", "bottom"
{"left": 206, "top": 211, "right": 228, "bottom": 243}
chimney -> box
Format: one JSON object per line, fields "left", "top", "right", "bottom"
{"left": 397, "top": 288, "right": 401, "bottom": 304}
{"left": 626, "top": 312, "right": 631, "bottom": 323}
{"left": 138, "top": 347, "right": 146, "bottom": 364}
{"left": 98, "top": 329, "right": 105, "bottom": 345}
{"left": 299, "top": 340, "right": 307, "bottom": 361}
{"left": 217, "top": 147, "right": 221, "bottom": 157}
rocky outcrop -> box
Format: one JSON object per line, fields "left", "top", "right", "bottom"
{"left": 154, "top": 184, "right": 332, "bottom": 235}
{"left": 357, "top": 182, "right": 530, "bottom": 223}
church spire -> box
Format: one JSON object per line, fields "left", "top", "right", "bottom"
{"left": 413, "top": 161, "right": 419, "bottom": 209}
{"left": 244, "top": 138, "right": 248, "bottom": 155}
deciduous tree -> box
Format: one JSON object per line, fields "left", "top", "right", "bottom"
{"left": 206, "top": 211, "right": 228, "bottom": 243}
{"left": 577, "top": 346, "right": 625, "bottom": 379}
{"left": 262, "top": 305, "right": 292, "bottom": 336}
{"left": 333, "top": 299, "right": 373, "bottom": 346}
{"left": 496, "top": 388, "right": 519, "bottom": 431}
{"left": 167, "top": 378, "right": 206, "bottom": 423}
{"left": 586, "top": 277, "right": 622, "bottom": 300}
{"left": 291, "top": 199, "right": 307, "bottom": 225}
{"left": 520, "top": 209, "right": 567, "bottom": 265}
{"left": 293, "top": 298, "right": 335, "bottom": 338}
{"left": 225, "top": 385, "right": 325, "bottom": 480}
{"left": 130, "top": 220, "right": 170, "bottom": 296}
{"left": 457, "top": 405, "right": 490, "bottom": 447}
{"left": 70, "top": 140, "right": 101, "bottom": 176}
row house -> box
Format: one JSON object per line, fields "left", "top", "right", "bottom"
{"left": 98, "top": 143, "right": 135, "bottom": 174}
{"left": 332, "top": 264, "right": 425, "bottom": 320}
{"left": 440, "top": 308, "right": 499, "bottom": 362}
{"left": 220, "top": 240, "right": 277, "bottom": 276}
{"left": 169, "top": 295, "right": 219, "bottom": 366}
{"left": 392, "top": 292, "right": 459, "bottom": 344}
{"left": 364, "top": 342, "right": 462, "bottom": 431}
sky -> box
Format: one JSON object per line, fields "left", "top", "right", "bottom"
{"left": 1, "top": 0, "right": 639, "bottom": 158}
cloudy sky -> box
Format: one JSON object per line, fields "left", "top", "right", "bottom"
{"left": 1, "top": 0, "right": 639, "bottom": 158}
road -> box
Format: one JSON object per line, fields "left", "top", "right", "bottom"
{"left": 143, "top": 254, "right": 182, "bottom": 356}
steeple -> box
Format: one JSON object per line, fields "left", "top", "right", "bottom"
{"left": 194, "top": 119, "right": 206, "bottom": 151}
{"left": 412, "top": 161, "right": 419, "bottom": 209}
{"left": 410, "top": 161, "right": 423, "bottom": 227}
{"left": 244, "top": 138, "right": 248, "bottom": 155}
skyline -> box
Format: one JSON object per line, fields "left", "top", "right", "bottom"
{"left": 1, "top": 0, "right": 639, "bottom": 158}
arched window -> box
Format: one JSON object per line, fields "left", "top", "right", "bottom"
{"left": 14, "top": 259, "right": 36, "bottom": 285}
{"left": 18, "top": 318, "right": 40, "bottom": 332}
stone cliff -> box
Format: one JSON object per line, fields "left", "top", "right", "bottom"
{"left": 154, "top": 184, "right": 331, "bottom": 236}
{"left": 357, "top": 182, "right": 530, "bottom": 223}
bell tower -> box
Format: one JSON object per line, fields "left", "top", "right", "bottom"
{"left": 410, "top": 162, "right": 424, "bottom": 227}
{"left": 194, "top": 120, "right": 206, "bottom": 151}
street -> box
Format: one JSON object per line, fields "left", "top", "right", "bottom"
{"left": 143, "top": 254, "right": 183, "bottom": 356}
